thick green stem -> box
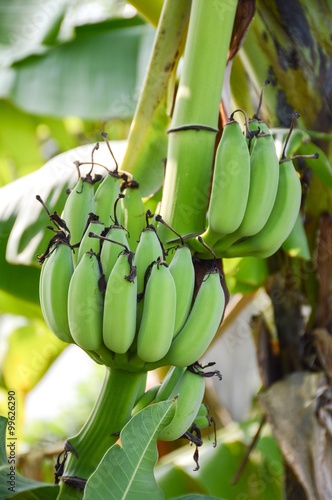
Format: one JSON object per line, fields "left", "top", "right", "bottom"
{"left": 121, "top": 0, "right": 191, "bottom": 195}
{"left": 57, "top": 367, "right": 146, "bottom": 499}
{"left": 159, "top": 0, "right": 238, "bottom": 240}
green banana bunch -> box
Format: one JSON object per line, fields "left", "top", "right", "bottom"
{"left": 161, "top": 268, "right": 225, "bottom": 367}
{"left": 129, "top": 366, "right": 206, "bottom": 442}
{"left": 215, "top": 132, "right": 280, "bottom": 253}
{"left": 67, "top": 250, "right": 104, "bottom": 352}
{"left": 120, "top": 179, "right": 146, "bottom": 251}
{"left": 222, "top": 157, "right": 302, "bottom": 258}
{"left": 39, "top": 239, "right": 74, "bottom": 344}
{"left": 157, "top": 368, "right": 205, "bottom": 442}
{"left": 137, "top": 258, "right": 176, "bottom": 362}
{"left": 103, "top": 249, "right": 137, "bottom": 354}
{"left": 39, "top": 140, "right": 232, "bottom": 374}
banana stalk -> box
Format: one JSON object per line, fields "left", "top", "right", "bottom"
{"left": 121, "top": 0, "right": 191, "bottom": 195}
{"left": 58, "top": 367, "right": 146, "bottom": 499}
{"left": 159, "top": 0, "right": 238, "bottom": 241}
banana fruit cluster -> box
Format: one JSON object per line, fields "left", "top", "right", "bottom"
{"left": 132, "top": 363, "right": 219, "bottom": 443}
{"left": 187, "top": 112, "right": 303, "bottom": 259}
{"left": 38, "top": 159, "right": 226, "bottom": 371}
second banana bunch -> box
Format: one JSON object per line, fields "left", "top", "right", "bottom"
{"left": 38, "top": 154, "right": 226, "bottom": 372}
{"left": 185, "top": 110, "right": 309, "bottom": 260}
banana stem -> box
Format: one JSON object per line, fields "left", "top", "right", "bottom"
{"left": 159, "top": 0, "right": 238, "bottom": 239}
{"left": 57, "top": 367, "right": 146, "bottom": 499}
{"left": 121, "top": 0, "right": 191, "bottom": 179}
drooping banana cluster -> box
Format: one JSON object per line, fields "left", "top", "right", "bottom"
{"left": 131, "top": 362, "right": 220, "bottom": 468}
{"left": 187, "top": 110, "right": 304, "bottom": 259}
{"left": 38, "top": 153, "right": 226, "bottom": 371}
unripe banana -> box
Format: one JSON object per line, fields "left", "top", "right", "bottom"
{"left": 168, "top": 245, "right": 195, "bottom": 336}
{"left": 162, "top": 269, "right": 225, "bottom": 368}
{"left": 154, "top": 366, "right": 187, "bottom": 403}
{"left": 103, "top": 250, "right": 137, "bottom": 354}
{"left": 223, "top": 158, "right": 302, "bottom": 258}
{"left": 121, "top": 180, "right": 146, "bottom": 251}
{"left": 131, "top": 383, "right": 162, "bottom": 416}
{"left": 94, "top": 172, "right": 123, "bottom": 226}
{"left": 158, "top": 369, "right": 205, "bottom": 441}
{"left": 193, "top": 403, "right": 211, "bottom": 429}
{"left": 204, "top": 118, "right": 251, "bottom": 243}
{"left": 137, "top": 260, "right": 176, "bottom": 363}
{"left": 39, "top": 241, "right": 74, "bottom": 343}
{"left": 215, "top": 133, "right": 280, "bottom": 253}
{"left": 134, "top": 226, "right": 165, "bottom": 296}
{"left": 67, "top": 250, "right": 104, "bottom": 351}
{"left": 77, "top": 216, "right": 104, "bottom": 264}
{"left": 100, "top": 225, "right": 130, "bottom": 282}
{"left": 61, "top": 176, "right": 96, "bottom": 252}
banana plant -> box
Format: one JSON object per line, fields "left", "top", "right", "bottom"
{"left": 1, "top": 0, "right": 332, "bottom": 499}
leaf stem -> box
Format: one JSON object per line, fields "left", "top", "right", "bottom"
{"left": 121, "top": 0, "right": 191, "bottom": 191}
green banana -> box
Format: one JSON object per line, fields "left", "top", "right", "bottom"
{"left": 100, "top": 224, "right": 130, "bottom": 282}
{"left": 94, "top": 172, "right": 123, "bottom": 226}
{"left": 192, "top": 403, "right": 211, "bottom": 429}
{"left": 67, "top": 250, "right": 104, "bottom": 351}
{"left": 61, "top": 175, "right": 96, "bottom": 252}
{"left": 157, "top": 369, "right": 205, "bottom": 442}
{"left": 39, "top": 240, "right": 74, "bottom": 344}
{"left": 215, "top": 132, "right": 280, "bottom": 253}
{"left": 222, "top": 158, "right": 302, "bottom": 258}
{"left": 103, "top": 250, "right": 137, "bottom": 354}
{"left": 137, "top": 259, "right": 176, "bottom": 363}
{"left": 168, "top": 244, "right": 195, "bottom": 336}
{"left": 120, "top": 180, "right": 146, "bottom": 251}
{"left": 154, "top": 366, "right": 187, "bottom": 403}
{"left": 161, "top": 269, "right": 225, "bottom": 368}
{"left": 133, "top": 225, "right": 165, "bottom": 296}
{"left": 131, "top": 383, "right": 162, "bottom": 416}
{"left": 203, "top": 117, "right": 251, "bottom": 244}
{"left": 77, "top": 216, "right": 104, "bottom": 264}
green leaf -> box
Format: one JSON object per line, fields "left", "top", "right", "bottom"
{"left": 156, "top": 463, "right": 209, "bottom": 499}
{"left": 9, "top": 19, "right": 155, "bottom": 119}
{"left": 0, "top": 417, "right": 59, "bottom": 499}
{"left": 0, "top": 0, "right": 68, "bottom": 67}
{"left": 84, "top": 399, "right": 176, "bottom": 500}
